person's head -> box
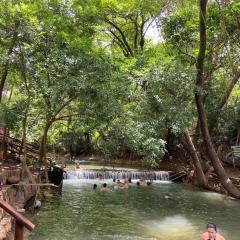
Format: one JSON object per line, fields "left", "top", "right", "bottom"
{"left": 93, "top": 184, "right": 97, "bottom": 189}
{"left": 128, "top": 178, "right": 132, "bottom": 183}
{"left": 137, "top": 181, "right": 140, "bottom": 186}
{"left": 103, "top": 183, "right": 107, "bottom": 188}
{"left": 113, "top": 178, "right": 116, "bottom": 182}
{"left": 206, "top": 223, "right": 217, "bottom": 238}
{"left": 147, "top": 181, "right": 151, "bottom": 186}
{"left": 117, "top": 179, "right": 120, "bottom": 184}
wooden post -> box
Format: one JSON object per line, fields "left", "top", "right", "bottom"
{"left": 0, "top": 200, "right": 35, "bottom": 240}
{"left": 15, "top": 221, "right": 24, "bottom": 240}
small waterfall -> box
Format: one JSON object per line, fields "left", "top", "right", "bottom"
{"left": 64, "top": 170, "right": 170, "bottom": 181}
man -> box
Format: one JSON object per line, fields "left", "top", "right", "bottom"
{"left": 200, "top": 223, "right": 225, "bottom": 240}
{"left": 100, "top": 183, "right": 111, "bottom": 192}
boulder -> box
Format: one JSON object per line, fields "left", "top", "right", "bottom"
{"left": 6, "top": 175, "right": 20, "bottom": 184}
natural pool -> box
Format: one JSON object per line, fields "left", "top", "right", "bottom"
{"left": 29, "top": 179, "right": 240, "bottom": 240}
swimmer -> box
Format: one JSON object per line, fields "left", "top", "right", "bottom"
{"left": 114, "top": 179, "right": 124, "bottom": 189}
{"left": 75, "top": 162, "right": 81, "bottom": 171}
{"left": 200, "top": 223, "right": 225, "bottom": 240}
{"left": 93, "top": 184, "right": 97, "bottom": 190}
{"left": 164, "top": 193, "right": 172, "bottom": 200}
{"left": 100, "top": 183, "right": 111, "bottom": 192}
{"left": 122, "top": 178, "right": 129, "bottom": 189}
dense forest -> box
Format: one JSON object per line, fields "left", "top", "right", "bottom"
{"left": 0, "top": 0, "right": 239, "bottom": 197}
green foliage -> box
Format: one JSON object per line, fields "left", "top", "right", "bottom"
{"left": 0, "top": 0, "right": 239, "bottom": 166}
{"left": 98, "top": 118, "right": 166, "bottom": 168}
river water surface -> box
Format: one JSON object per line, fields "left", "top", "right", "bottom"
{"left": 29, "top": 179, "right": 240, "bottom": 240}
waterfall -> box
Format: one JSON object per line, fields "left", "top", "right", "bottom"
{"left": 64, "top": 170, "right": 170, "bottom": 181}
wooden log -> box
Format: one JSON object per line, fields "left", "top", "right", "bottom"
{"left": 12, "top": 183, "right": 58, "bottom": 188}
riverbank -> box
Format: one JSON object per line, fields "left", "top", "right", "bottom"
{"left": 0, "top": 164, "right": 43, "bottom": 239}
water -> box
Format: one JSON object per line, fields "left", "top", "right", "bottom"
{"left": 65, "top": 170, "right": 170, "bottom": 181}
{"left": 29, "top": 180, "right": 240, "bottom": 240}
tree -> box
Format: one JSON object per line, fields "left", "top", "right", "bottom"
{"left": 195, "top": 0, "right": 240, "bottom": 198}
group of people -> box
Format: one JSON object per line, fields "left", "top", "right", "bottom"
{"left": 92, "top": 177, "right": 173, "bottom": 200}
{"left": 93, "top": 177, "right": 131, "bottom": 192}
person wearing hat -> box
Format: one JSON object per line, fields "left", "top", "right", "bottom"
{"left": 200, "top": 223, "right": 225, "bottom": 240}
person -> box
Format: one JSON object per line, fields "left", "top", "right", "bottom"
{"left": 200, "top": 223, "right": 225, "bottom": 240}
{"left": 34, "top": 200, "right": 41, "bottom": 209}
{"left": 93, "top": 184, "right": 97, "bottom": 190}
{"left": 100, "top": 183, "right": 111, "bottom": 192}
{"left": 97, "top": 174, "right": 103, "bottom": 180}
{"left": 122, "top": 178, "right": 129, "bottom": 189}
{"left": 147, "top": 181, "right": 152, "bottom": 186}
{"left": 75, "top": 162, "right": 81, "bottom": 171}
{"left": 114, "top": 179, "right": 124, "bottom": 189}
{"left": 128, "top": 178, "right": 132, "bottom": 183}
{"left": 136, "top": 181, "right": 140, "bottom": 186}
{"left": 164, "top": 193, "right": 172, "bottom": 200}
{"left": 139, "top": 177, "right": 146, "bottom": 185}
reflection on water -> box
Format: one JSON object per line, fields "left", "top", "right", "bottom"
{"left": 144, "top": 215, "right": 195, "bottom": 240}
{"left": 29, "top": 180, "right": 240, "bottom": 240}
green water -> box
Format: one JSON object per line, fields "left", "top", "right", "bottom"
{"left": 29, "top": 180, "right": 240, "bottom": 240}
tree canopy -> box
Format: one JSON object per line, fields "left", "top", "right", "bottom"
{"left": 0, "top": 0, "right": 240, "bottom": 195}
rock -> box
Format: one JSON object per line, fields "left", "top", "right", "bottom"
{"left": 0, "top": 225, "right": 6, "bottom": 239}
{"left": 1, "top": 216, "right": 12, "bottom": 232}
{"left": 6, "top": 176, "right": 20, "bottom": 184}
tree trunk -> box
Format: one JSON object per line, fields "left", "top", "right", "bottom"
{"left": 166, "top": 128, "right": 176, "bottom": 156}
{"left": 21, "top": 109, "right": 37, "bottom": 185}
{"left": 19, "top": 57, "right": 37, "bottom": 185}
{"left": 195, "top": 0, "right": 240, "bottom": 198}
{"left": 183, "top": 130, "right": 208, "bottom": 188}
{"left": 39, "top": 122, "right": 51, "bottom": 183}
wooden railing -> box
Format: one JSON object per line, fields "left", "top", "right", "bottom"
{"left": 0, "top": 200, "right": 35, "bottom": 240}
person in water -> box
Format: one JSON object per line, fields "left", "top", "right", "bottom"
{"left": 146, "top": 181, "right": 152, "bottom": 186}
{"left": 93, "top": 184, "right": 97, "bottom": 190}
{"left": 164, "top": 193, "right": 172, "bottom": 200}
{"left": 100, "top": 183, "right": 111, "bottom": 192}
{"left": 200, "top": 223, "right": 225, "bottom": 240}
{"left": 139, "top": 177, "right": 146, "bottom": 185}
{"left": 122, "top": 178, "right": 129, "bottom": 189}
{"left": 75, "top": 162, "right": 81, "bottom": 170}
{"left": 114, "top": 179, "right": 124, "bottom": 189}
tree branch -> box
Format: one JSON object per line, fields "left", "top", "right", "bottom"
{"left": 105, "top": 18, "right": 134, "bottom": 57}
{"left": 218, "top": 69, "right": 240, "bottom": 109}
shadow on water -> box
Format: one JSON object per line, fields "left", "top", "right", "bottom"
{"left": 29, "top": 180, "right": 240, "bottom": 240}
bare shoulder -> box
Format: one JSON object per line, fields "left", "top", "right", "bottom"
{"left": 200, "top": 232, "right": 208, "bottom": 240}
{"left": 216, "top": 233, "right": 225, "bottom": 240}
